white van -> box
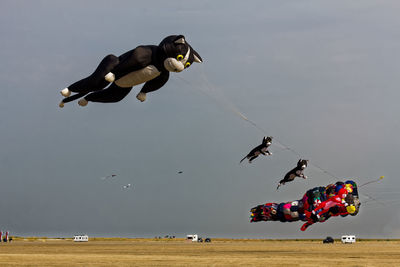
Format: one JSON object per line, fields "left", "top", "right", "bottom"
{"left": 341, "top": 235, "right": 356, "bottom": 244}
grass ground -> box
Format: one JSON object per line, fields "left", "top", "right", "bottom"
{"left": 0, "top": 238, "right": 399, "bottom": 266}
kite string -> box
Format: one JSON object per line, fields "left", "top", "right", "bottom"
{"left": 360, "top": 191, "right": 387, "bottom": 206}
{"left": 176, "top": 69, "right": 341, "bottom": 181}
{"left": 197, "top": 69, "right": 305, "bottom": 154}
{"left": 359, "top": 176, "right": 384, "bottom": 188}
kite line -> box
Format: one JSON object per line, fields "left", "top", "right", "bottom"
{"left": 176, "top": 70, "right": 342, "bottom": 181}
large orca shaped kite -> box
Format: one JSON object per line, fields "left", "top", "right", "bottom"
{"left": 59, "top": 35, "right": 202, "bottom": 107}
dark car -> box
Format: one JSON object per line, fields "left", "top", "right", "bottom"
{"left": 205, "top": 238, "right": 211, "bottom": 243}
{"left": 323, "top": 236, "right": 334, "bottom": 244}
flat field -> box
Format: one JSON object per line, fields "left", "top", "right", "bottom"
{"left": 0, "top": 239, "right": 399, "bottom": 266}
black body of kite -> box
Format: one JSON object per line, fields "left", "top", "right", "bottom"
{"left": 59, "top": 35, "right": 202, "bottom": 107}
{"left": 277, "top": 159, "right": 308, "bottom": 189}
{"left": 240, "top": 137, "right": 272, "bottom": 163}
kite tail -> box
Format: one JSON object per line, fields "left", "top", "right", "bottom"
{"left": 240, "top": 156, "right": 247, "bottom": 163}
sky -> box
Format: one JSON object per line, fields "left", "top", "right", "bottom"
{"left": 1, "top": 0, "right": 400, "bottom": 238}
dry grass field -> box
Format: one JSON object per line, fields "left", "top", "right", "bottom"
{"left": 0, "top": 238, "right": 399, "bottom": 266}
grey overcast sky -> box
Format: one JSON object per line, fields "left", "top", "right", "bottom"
{"left": 1, "top": 0, "right": 400, "bottom": 238}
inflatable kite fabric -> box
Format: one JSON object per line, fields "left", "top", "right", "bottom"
{"left": 240, "top": 136, "right": 272, "bottom": 164}
{"left": 59, "top": 35, "right": 202, "bottom": 107}
{"left": 250, "top": 180, "right": 360, "bottom": 231}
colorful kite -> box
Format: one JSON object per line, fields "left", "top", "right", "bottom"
{"left": 250, "top": 180, "right": 360, "bottom": 231}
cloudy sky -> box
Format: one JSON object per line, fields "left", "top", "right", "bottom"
{"left": 1, "top": 0, "right": 400, "bottom": 238}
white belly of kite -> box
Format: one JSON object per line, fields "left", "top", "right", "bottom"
{"left": 115, "top": 65, "right": 161, "bottom": 87}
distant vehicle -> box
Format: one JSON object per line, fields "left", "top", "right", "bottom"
{"left": 186, "top": 234, "right": 211, "bottom": 243}
{"left": 186, "top": 234, "right": 199, "bottom": 242}
{"left": 323, "top": 236, "right": 334, "bottom": 244}
{"left": 74, "top": 235, "right": 89, "bottom": 242}
{"left": 341, "top": 235, "right": 356, "bottom": 244}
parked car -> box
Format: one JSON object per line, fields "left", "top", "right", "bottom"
{"left": 323, "top": 236, "right": 334, "bottom": 244}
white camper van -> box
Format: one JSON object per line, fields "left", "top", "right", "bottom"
{"left": 341, "top": 235, "right": 356, "bottom": 244}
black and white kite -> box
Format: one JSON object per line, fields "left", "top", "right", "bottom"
{"left": 59, "top": 35, "right": 202, "bottom": 107}
{"left": 277, "top": 159, "right": 308, "bottom": 190}
{"left": 240, "top": 137, "right": 272, "bottom": 163}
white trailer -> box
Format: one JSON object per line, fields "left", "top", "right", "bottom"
{"left": 186, "top": 234, "right": 198, "bottom": 242}
{"left": 73, "top": 235, "right": 89, "bottom": 242}
{"left": 341, "top": 235, "right": 356, "bottom": 244}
